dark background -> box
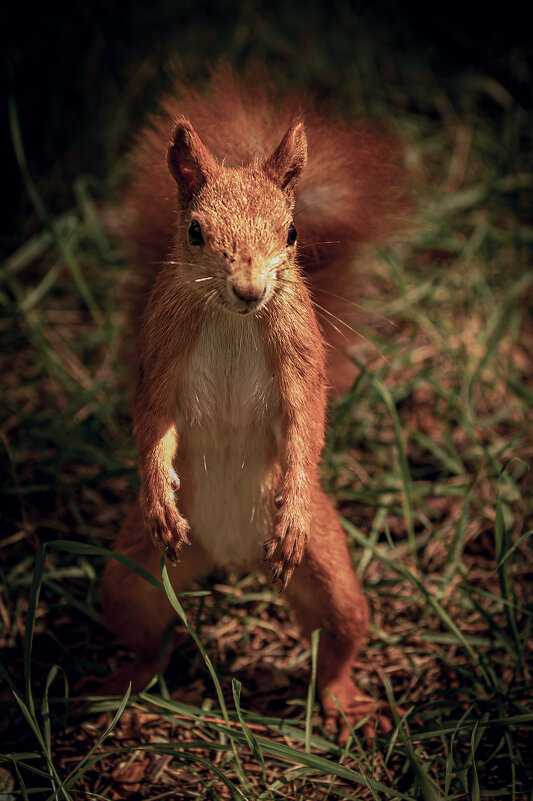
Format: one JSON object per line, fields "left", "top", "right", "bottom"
{"left": 3, "top": 0, "right": 530, "bottom": 256}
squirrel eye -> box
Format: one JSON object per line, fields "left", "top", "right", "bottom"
{"left": 188, "top": 220, "right": 204, "bottom": 246}
{"left": 287, "top": 223, "right": 297, "bottom": 247}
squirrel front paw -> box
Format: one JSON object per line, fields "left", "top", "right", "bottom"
{"left": 142, "top": 496, "right": 191, "bottom": 565}
{"left": 264, "top": 507, "right": 309, "bottom": 590}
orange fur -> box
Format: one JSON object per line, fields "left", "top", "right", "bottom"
{"left": 122, "top": 69, "right": 407, "bottom": 387}
{"left": 101, "top": 70, "right": 407, "bottom": 739}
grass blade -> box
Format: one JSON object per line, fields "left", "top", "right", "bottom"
{"left": 160, "top": 557, "right": 248, "bottom": 796}
{"left": 370, "top": 375, "right": 416, "bottom": 561}
{"left": 24, "top": 546, "right": 46, "bottom": 718}
{"left": 305, "top": 628, "right": 320, "bottom": 754}
{"left": 232, "top": 678, "right": 269, "bottom": 790}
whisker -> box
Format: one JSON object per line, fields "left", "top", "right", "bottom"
{"left": 312, "top": 307, "right": 351, "bottom": 344}
{"left": 203, "top": 287, "right": 219, "bottom": 312}
{"left": 312, "top": 287, "right": 399, "bottom": 329}
{"left": 274, "top": 269, "right": 398, "bottom": 330}
{"left": 311, "top": 300, "right": 388, "bottom": 362}
{"left": 299, "top": 240, "right": 343, "bottom": 247}
{"left": 144, "top": 260, "right": 208, "bottom": 269}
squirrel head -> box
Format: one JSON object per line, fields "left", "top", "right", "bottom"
{"left": 167, "top": 119, "right": 307, "bottom": 315}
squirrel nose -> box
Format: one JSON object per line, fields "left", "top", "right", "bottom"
{"left": 231, "top": 281, "right": 266, "bottom": 303}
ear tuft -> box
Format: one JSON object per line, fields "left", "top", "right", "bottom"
{"left": 262, "top": 122, "right": 307, "bottom": 197}
{"left": 167, "top": 120, "right": 218, "bottom": 205}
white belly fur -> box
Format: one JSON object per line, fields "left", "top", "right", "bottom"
{"left": 177, "top": 309, "right": 280, "bottom": 567}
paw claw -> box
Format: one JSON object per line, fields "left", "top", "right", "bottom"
{"left": 264, "top": 521, "right": 306, "bottom": 589}
{"left": 279, "top": 571, "right": 291, "bottom": 592}
{"left": 142, "top": 492, "right": 191, "bottom": 563}
{"left": 263, "top": 539, "right": 278, "bottom": 561}
{"left": 271, "top": 562, "right": 282, "bottom": 580}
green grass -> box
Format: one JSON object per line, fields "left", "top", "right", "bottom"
{"left": 1, "top": 5, "right": 532, "bottom": 800}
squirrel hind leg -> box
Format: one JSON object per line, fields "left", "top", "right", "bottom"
{"left": 98, "top": 501, "right": 211, "bottom": 694}
{"left": 283, "top": 489, "right": 391, "bottom": 742}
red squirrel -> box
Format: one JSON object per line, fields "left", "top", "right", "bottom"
{"left": 100, "top": 71, "right": 406, "bottom": 738}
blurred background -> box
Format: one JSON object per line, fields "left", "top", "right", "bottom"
{"left": 4, "top": 0, "right": 530, "bottom": 254}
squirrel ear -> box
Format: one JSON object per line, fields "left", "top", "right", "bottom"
{"left": 167, "top": 120, "right": 218, "bottom": 204}
{"left": 263, "top": 122, "right": 307, "bottom": 196}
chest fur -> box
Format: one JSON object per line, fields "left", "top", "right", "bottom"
{"left": 178, "top": 311, "right": 278, "bottom": 428}
{"left": 176, "top": 311, "right": 281, "bottom": 566}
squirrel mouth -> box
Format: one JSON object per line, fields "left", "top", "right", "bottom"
{"left": 236, "top": 301, "right": 264, "bottom": 315}
{"left": 216, "top": 292, "right": 266, "bottom": 316}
